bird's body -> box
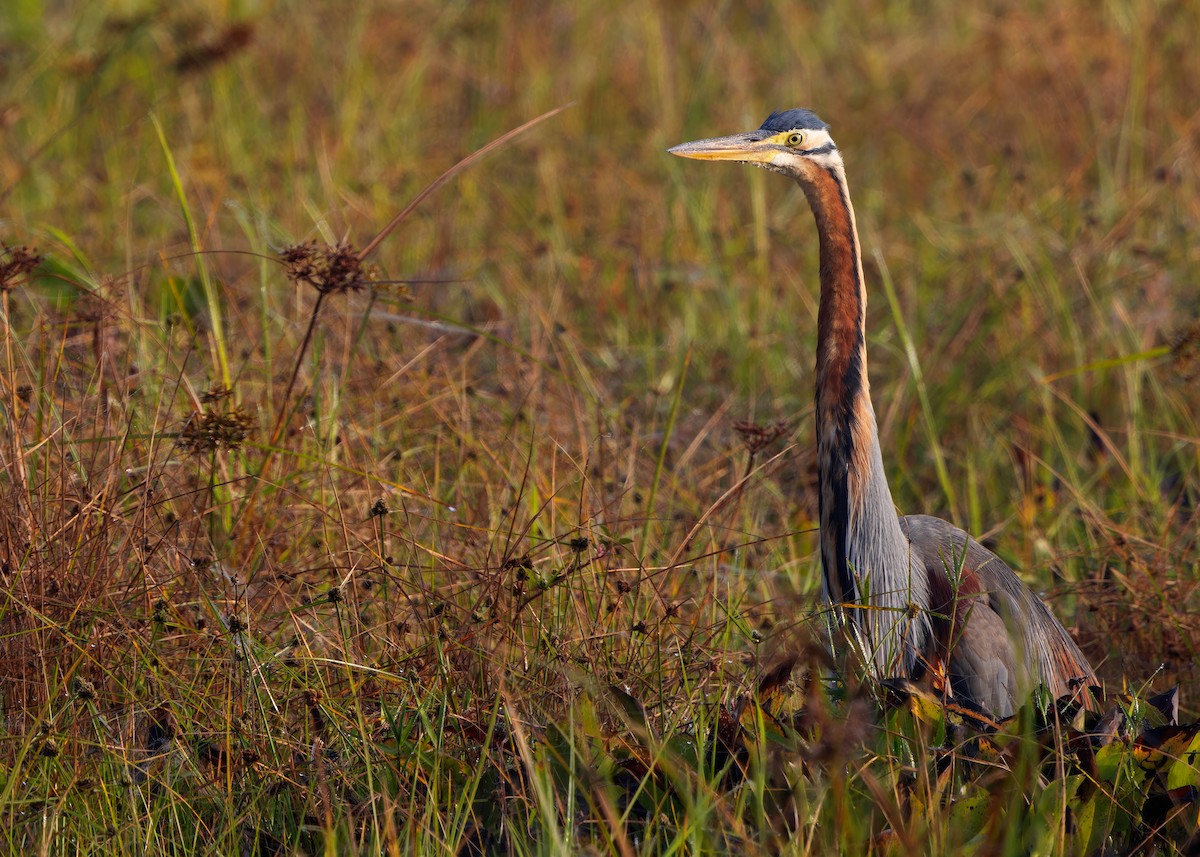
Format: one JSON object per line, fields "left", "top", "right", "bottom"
{"left": 670, "top": 109, "right": 1095, "bottom": 718}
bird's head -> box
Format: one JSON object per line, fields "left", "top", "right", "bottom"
{"left": 668, "top": 109, "right": 839, "bottom": 181}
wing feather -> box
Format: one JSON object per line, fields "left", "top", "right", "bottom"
{"left": 900, "top": 514, "right": 1095, "bottom": 717}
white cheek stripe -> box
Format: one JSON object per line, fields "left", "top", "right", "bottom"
{"left": 807, "top": 151, "right": 843, "bottom": 169}
{"left": 767, "top": 148, "right": 844, "bottom": 171}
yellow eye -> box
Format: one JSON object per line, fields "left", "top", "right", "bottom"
{"left": 786, "top": 132, "right": 806, "bottom": 147}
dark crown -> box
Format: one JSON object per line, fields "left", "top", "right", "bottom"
{"left": 760, "top": 109, "right": 829, "bottom": 133}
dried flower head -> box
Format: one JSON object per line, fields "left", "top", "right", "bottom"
{"left": 368, "top": 498, "right": 389, "bottom": 518}
{"left": 1169, "top": 320, "right": 1200, "bottom": 380}
{"left": 174, "top": 21, "right": 255, "bottom": 74}
{"left": 281, "top": 241, "right": 374, "bottom": 296}
{"left": 0, "top": 244, "right": 43, "bottom": 291}
{"left": 304, "top": 688, "right": 327, "bottom": 733}
{"left": 179, "top": 406, "right": 256, "bottom": 454}
{"left": 733, "top": 420, "right": 791, "bottom": 455}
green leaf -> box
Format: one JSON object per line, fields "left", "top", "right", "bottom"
{"left": 1167, "top": 724, "right": 1200, "bottom": 791}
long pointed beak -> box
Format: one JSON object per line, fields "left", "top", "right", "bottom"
{"left": 667, "top": 132, "right": 774, "bottom": 164}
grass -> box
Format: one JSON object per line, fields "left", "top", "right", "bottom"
{"left": 2, "top": 0, "right": 1199, "bottom": 853}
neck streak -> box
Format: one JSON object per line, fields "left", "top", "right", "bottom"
{"left": 801, "top": 162, "right": 882, "bottom": 608}
{"left": 799, "top": 157, "right": 931, "bottom": 678}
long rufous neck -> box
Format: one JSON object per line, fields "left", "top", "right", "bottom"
{"left": 799, "top": 162, "right": 896, "bottom": 609}
{"left": 802, "top": 160, "right": 933, "bottom": 679}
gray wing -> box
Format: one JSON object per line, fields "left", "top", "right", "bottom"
{"left": 900, "top": 514, "right": 1095, "bottom": 718}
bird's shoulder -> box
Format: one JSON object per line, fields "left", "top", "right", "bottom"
{"left": 898, "top": 513, "right": 1028, "bottom": 606}
{"left": 899, "top": 516, "right": 1097, "bottom": 701}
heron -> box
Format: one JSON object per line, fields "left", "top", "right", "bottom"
{"left": 669, "top": 109, "right": 1096, "bottom": 718}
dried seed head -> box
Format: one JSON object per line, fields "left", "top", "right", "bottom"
{"left": 1169, "top": 320, "right": 1200, "bottom": 380}
{"left": 303, "top": 689, "right": 327, "bottom": 732}
{"left": 368, "top": 498, "right": 389, "bottom": 518}
{"left": 733, "top": 420, "right": 790, "bottom": 455}
{"left": 179, "top": 407, "right": 256, "bottom": 454}
{"left": 281, "top": 241, "right": 374, "bottom": 296}
{"left": 71, "top": 676, "right": 97, "bottom": 701}
{"left": 174, "top": 21, "right": 255, "bottom": 74}
{"left": 0, "top": 244, "right": 42, "bottom": 291}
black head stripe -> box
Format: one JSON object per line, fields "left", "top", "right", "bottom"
{"left": 760, "top": 109, "right": 829, "bottom": 133}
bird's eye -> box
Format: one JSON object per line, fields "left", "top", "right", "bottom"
{"left": 786, "top": 132, "right": 806, "bottom": 147}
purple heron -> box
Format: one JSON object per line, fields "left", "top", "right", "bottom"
{"left": 670, "top": 110, "right": 1096, "bottom": 718}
